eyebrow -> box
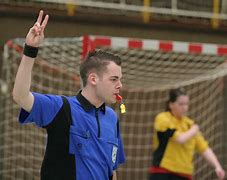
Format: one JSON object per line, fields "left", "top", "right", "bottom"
{"left": 110, "top": 76, "right": 122, "bottom": 79}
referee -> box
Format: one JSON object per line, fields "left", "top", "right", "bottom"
{"left": 13, "top": 10, "right": 125, "bottom": 180}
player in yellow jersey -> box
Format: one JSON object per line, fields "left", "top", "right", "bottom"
{"left": 148, "top": 88, "right": 225, "bottom": 180}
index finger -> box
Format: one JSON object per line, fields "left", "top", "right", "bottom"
{"left": 37, "top": 10, "right": 44, "bottom": 24}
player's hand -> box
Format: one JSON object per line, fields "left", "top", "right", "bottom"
{"left": 215, "top": 167, "right": 225, "bottom": 180}
{"left": 25, "top": 10, "right": 49, "bottom": 47}
{"left": 191, "top": 124, "right": 199, "bottom": 134}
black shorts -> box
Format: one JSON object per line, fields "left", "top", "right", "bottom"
{"left": 149, "top": 173, "right": 191, "bottom": 180}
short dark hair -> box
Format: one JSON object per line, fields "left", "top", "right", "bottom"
{"left": 79, "top": 50, "right": 121, "bottom": 87}
{"left": 166, "top": 87, "right": 187, "bottom": 111}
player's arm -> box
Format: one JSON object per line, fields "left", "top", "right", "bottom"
{"left": 112, "top": 171, "right": 117, "bottom": 180}
{"left": 174, "top": 124, "right": 199, "bottom": 144}
{"left": 12, "top": 10, "right": 49, "bottom": 112}
{"left": 202, "top": 148, "right": 225, "bottom": 180}
{"left": 154, "top": 113, "right": 198, "bottom": 144}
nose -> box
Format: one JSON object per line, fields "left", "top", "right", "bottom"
{"left": 117, "top": 80, "right": 122, "bottom": 89}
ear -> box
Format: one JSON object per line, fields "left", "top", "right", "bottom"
{"left": 87, "top": 73, "right": 98, "bottom": 86}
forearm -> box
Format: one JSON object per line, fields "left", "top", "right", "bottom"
{"left": 12, "top": 55, "right": 35, "bottom": 111}
{"left": 202, "top": 148, "right": 222, "bottom": 169}
{"left": 13, "top": 56, "right": 34, "bottom": 96}
{"left": 112, "top": 171, "right": 117, "bottom": 180}
{"left": 175, "top": 127, "right": 198, "bottom": 144}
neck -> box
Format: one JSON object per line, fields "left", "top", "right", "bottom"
{"left": 170, "top": 111, "right": 182, "bottom": 120}
{"left": 81, "top": 87, "right": 103, "bottom": 108}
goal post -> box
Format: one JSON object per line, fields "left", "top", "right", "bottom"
{"left": 1, "top": 35, "right": 227, "bottom": 180}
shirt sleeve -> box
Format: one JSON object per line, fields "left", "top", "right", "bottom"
{"left": 18, "top": 92, "right": 63, "bottom": 127}
{"left": 154, "top": 113, "right": 171, "bottom": 132}
{"left": 154, "top": 113, "right": 176, "bottom": 139}
{"left": 113, "top": 120, "right": 126, "bottom": 170}
{"left": 195, "top": 132, "right": 209, "bottom": 153}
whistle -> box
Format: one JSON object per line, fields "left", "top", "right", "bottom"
{"left": 115, "top": 94, "right": 126, "bottom": 114}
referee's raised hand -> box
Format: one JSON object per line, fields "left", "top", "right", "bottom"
{"left": 25, "top": 10, "right": 49, "bottom": 47}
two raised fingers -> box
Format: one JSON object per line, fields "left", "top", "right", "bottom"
{"left": 37, "top": 10, "right": 49, "bottom": 30}
{"left": 32, "top": 10, "right": 49, "bottom": 35}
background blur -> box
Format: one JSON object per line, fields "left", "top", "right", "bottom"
{"left": 1, "top": 0, "right": 227, "bottom": 180}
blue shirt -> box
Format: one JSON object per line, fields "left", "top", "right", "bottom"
{"left": 19, "top": 92, "right": 125, "bottom": 180}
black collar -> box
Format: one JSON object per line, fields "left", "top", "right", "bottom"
{"left": 76, "top": 90, "right": 106, "bottom": 114}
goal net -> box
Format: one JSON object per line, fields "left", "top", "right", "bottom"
{"left": 1, "top": 35, "right": 227, "bottom": 180}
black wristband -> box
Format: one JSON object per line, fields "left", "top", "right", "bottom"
{"left": 23, "top": 44, "right": 39, "bottom": 58}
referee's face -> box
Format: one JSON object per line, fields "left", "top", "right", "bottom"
{"left": 96, "top": 61, "right": 122, "bottom": 104}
